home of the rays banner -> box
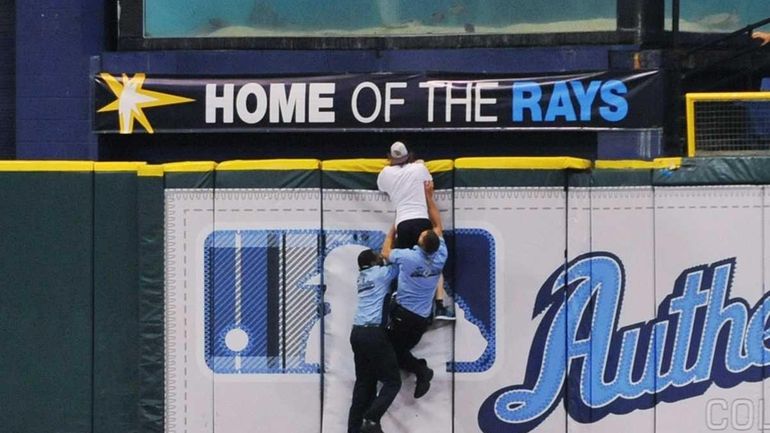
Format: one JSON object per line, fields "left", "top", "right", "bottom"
{"left": 92, "top": 71, "right": 663, "bottom": 134}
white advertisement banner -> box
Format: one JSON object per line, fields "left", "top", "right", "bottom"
{"left": 162, "top": 177, "right": 770, "bottom": 433}
{"left": 320, "top": 188, "right": 454, "bottom": 433}
{"left": 454, "top": 186, "right": 568, "bottom": 433}
{"left": 165, "top": 188, "right": 322, "bottom": 433}
{"left": 653, "top": 186, "right": 764, "bottom": 433}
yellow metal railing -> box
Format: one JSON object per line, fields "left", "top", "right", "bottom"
{"left": 686, "top": 92, "right": 770, "bottom": 157}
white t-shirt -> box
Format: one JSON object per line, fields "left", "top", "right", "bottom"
{"left": 377, "top": 162, "right": 433, "bottom": 226}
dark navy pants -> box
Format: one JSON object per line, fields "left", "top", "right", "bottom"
{"left": 348, "top": 326, "right": 401, "bottom": 433}
{"left": 387, "top": 303, "right": 431, "bottom": 375}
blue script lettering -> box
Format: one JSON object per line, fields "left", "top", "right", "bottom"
{"left": 478, "top": 252, "right": 770, "bottom": 433}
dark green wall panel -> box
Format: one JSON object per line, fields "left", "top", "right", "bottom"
{"left": 164, "top": 171, "right": 214, "bottom": 189}
{"left": 653, "top": 157, "right": 770, "bottom": 185}
{"left": 137, "top": 173, "right": 165, "bottom": 433}
{"left": 217, "top": 169, "right": 321, "bottom": 189}
{"left": 94, "top": 172, "right": 140, "bottom": 433}
{"left": 456, "top": 169, "right": 567, "bottom": 187}
{"left": 0, "top": 172, "right": 93, "bottom": 433}
{"left": 321, "top": 170, "right": 378, "bottom": 190}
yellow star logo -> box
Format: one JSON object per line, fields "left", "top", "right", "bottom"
{"left": 97, "top": 73, "right": 195, "bottom": 134}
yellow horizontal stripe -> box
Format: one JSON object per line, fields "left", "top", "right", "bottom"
{"left": 217, "top": 159, "right": 320, "bottom": 171}
{"left": 138, "top": 165, "right": 164, "bottom": 177}
{"left": 455, "top": 157, "right": 591, "bottom": 170}
{"left": 652, "top": 157, "right": 682, "bottom": 169}
{"left": 687, "top": 92, "right": 770, "bottom": 102}
{"left": 94, "top": 162, "right": 146, "bottom": 172}
{"left": 321, "top": 159, "right": 388, "bottom": 173}
{"left": 594, "top": 158, "right": 682, "bottom": 170}
{"left": 163, "top": 161, "right": 217, "bottom": 172}
{"left": 426, "top": 160, "right": 454, "bottom": 173}
{"left": 322, "top": 158, "right": 454, "bottom": 174}
{"left": 594, "top": 160, "right": 649, "bottom": 169}
{"left": 0, "top": 161, "right": 94, "bottom": 172}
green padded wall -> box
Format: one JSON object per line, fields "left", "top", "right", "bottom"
{"left": 0, "top": 164, "right": 94, "bottom": 433}
{"left": 137, "top": 166, "right": 166, "bottom": 433}
{"left": 93, "top": 165, "right": 143, "bottom": 433}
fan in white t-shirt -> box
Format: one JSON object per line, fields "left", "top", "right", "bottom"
{"left": 376, "top": 141, "right": 454, "bottom": 320}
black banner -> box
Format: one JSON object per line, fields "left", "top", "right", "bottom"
{"left": 93, "top": 71, "right": 663, "bottom": 134}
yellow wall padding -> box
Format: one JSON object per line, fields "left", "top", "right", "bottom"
{"left": 425, "top": 160, "right": 454, "bottom": 173}
{"left": 94, "top": 162, "right": 146, "bottom": 172}
{"left": 162, "top": 161, "right": 217, "bottom": 172}
{"left": 454, "top": 157, "right": 591, "bottom": 170}
{"left": 217, "top": 159, "right": 320, "bottom": 171}
{"left": 0, "top": 161, "right": 95, "bottom": 171}
{"left": 594, "top": 158, "right": 682, "bottom": 170}
{"left": 137, "top": 165, "right": 165, "bottom": 177}
{"left": 321, "top": 159, "right": 388, "bottom": 173}
{"left": 322, "top": 158, "right": 454, "bottom": 174}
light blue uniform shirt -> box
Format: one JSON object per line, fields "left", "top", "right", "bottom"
{"left": 390, "top": 237, "right": 448, "bottom": 318}
{"left": 353, "top": 264, "right": 399, "bottom": 327}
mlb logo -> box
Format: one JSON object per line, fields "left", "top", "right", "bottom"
{"left": 202, "top": 228, "right": 495, "bottom": 375}
{"left": 203, "top": 229, "right": 322, "bottom": 374}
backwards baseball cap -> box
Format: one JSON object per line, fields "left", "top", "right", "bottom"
{"left": 388, "top": 141, "right": 410, "bottom": 165}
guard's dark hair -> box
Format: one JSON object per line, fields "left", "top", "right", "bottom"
{"left": 358, "top": 249, "right": 380, "bottom": 270}
{"left": 421, "top": 230, "right": 440, "bottom": 254}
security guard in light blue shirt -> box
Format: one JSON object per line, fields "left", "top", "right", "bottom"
{"left": 348, "top": 249, "right": 401, "bottom": 433}
{"left": 352, "top": 252, "right": 399, "bottom": 327}
{"left": 388, "top": 237, "right": 448, "bottom": 318}
{"left": 382, "top": 180, "right": 447, "bottom": 400}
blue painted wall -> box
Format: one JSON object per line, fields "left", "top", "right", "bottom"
{"left": 98, "top": 46, "right": 616, "bottom": 76}
{"left": 0, "top": 0, "right": 14, "bottom": 158}
{"left": 16, "top": 0, "right": 105, "bottom": 159}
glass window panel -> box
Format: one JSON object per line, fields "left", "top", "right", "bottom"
{"left": 668, "top": 0, "right": 770, "bottom": 33}
{"left": 144, "top": 0, "right": 618, "bottom": 38}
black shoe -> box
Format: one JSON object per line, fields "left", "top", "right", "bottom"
{"left": 361, "top": 419, "right": 384, "bottom": 433}
{"left": 414, "top": 364, "right": 434, "bottom": 399}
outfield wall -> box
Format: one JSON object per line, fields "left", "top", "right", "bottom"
{"left": 5, "top": 157, "right": 770, "bottom": 433}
